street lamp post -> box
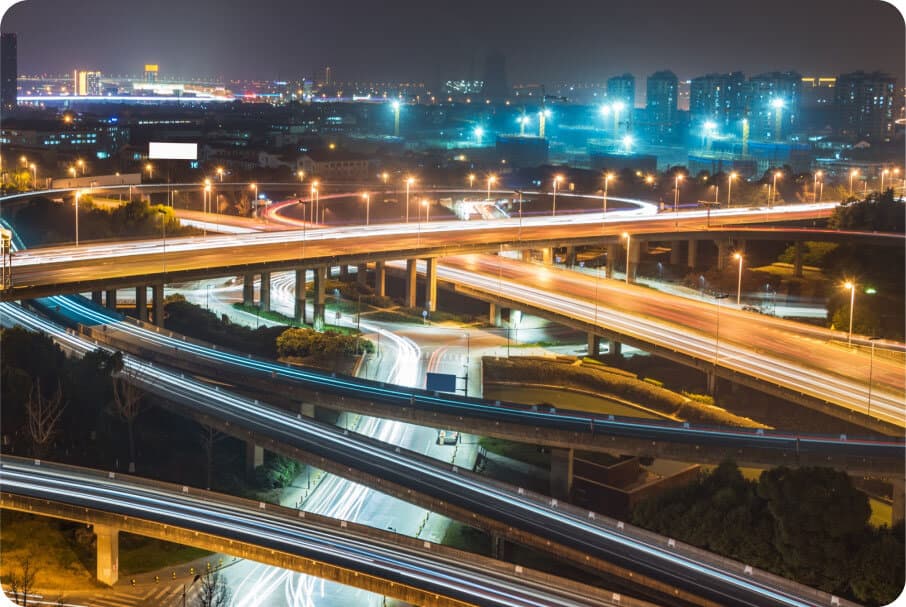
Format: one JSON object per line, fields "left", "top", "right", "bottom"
{"left": 468, "top": 173, "right": 475, "bottom": 190}
{"left": 867, "top": 336, "right": 881, "bottom": 417}
{"left": 203, "top": 184, "right": 211, "bottom": 239}
{"left": 727, "top": 172, "right": 737, "bottom": 208}
{"left": 622, "top": 232, "right": 631, "bottom": 284}
{"left": 844, "top": 281, "right": 856, "bottom": 346}
{"left": 733, "top": 252, "right": 743, "bottom": 305}
{"left": 813, "top": 171, "right": 823, "bottom": 202}
{"left": 771, "top": 171, "right": 781, "bottom": 206}
{"left": 849, "top": 169, "right": 859, "bottom": 197}
{"left": 145, "top": 163, "right": 153, "bottom": 181}
{"left": 74, "top": 190, "right": 81, "bottom": 246}
{"left": 296, "top": 169, "right": 304, "bottom": 185}
{"left": 602, "top": 172, "right": 614, "bottom": 217}
{"left": 714, "top": 292, "right": 729, "bottom": 372}
{"left": 515, "top": 190, "right": 524, "bottom": 239}
{"left": 217, "top": 167, "right": 225, "bottom": 182}
{"left": 486, "top": 175, "right": 496, "bottom": 201}
{"left": 673, "top": 173, "right": 684, "bottom": 226}
{"left": 422, "top": 199, "right": 430, "bottom": 223}
{"left": 29, "top": 164, "right": 37, "bottom": 190}
{"left": 77, "top": 158, "right": 85, "bottom": 176}
{"left": 361, "top": 192, "right": 370, "bottom": 226}
{"left": 158, "top": 208, "right": 168, "bottom": 275}
{"left": 881, "top": 168, "right": 889, "bottom": 192}
{"left": 552, "top": 175, "right": 563, "bottom": 217}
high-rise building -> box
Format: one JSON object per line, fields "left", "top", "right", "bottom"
{"left": 1, "top": 33, "right": 17, "bottom": 111}
{"left": 834, "top": 71, "right": 896, "bottom": 142}
{"left": 747, "top": 71, "right": 801, "bottom": 141}
{"left": 607, "top": 73, "right": 635, "bottom": 109}
{"left": 646, "top": 70, "right": 678, "bottom": 140}
{"left": 144, "top": 64, "right": 158, "bottom": 83}
{"left": 482, "top": 52, "right": 508, "bottom": 101}
{"left": 73, "top": 70, "right": 102, "bottom": 96}
{"left": 689, "top": 72, "right": 746, "bottom": 130}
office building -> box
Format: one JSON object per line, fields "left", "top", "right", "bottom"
{"left": 646, "top": 70, "right": 678, "bottom": 141}
{"left": 834, "top": 71, "right": 896, "bottom": 142}
{"left": 144, "top": 64, "right": 158, "bottom": 84}
{"left": 607, "top": 73, "right": 635, "bottom": 109}
{"left": 1, "top": 33, "right": 17, "bottom": 111}
{"left": 74, "top": 70, "right": 102, "bottom": 96}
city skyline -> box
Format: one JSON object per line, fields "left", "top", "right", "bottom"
{"left": 1, "top": 0, "right": 903, "bottom": 85}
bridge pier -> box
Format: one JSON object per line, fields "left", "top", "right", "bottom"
{"left": 374, "top": 261, "right": 386, "bottom": 297}
{"left": 294, "top": 269, "right": 307, "bottom": 324}
{"left": 608, "top": 339, "right": 622, "bottom": 358}
{"left": 542, "top": 247, "right": 553, "bottom": 266}
{"left": 716, "top": 241, "right": 728, "bottom": 270}
{"left": 135, "top": 286, "right": 148, "bottom": 321}
{"left": 151, "top": 284, "right": 164, "bottom": 326}
{"left": 489, "top": 303, "right": 503, "bottom": 327}
{"left": 793, "top": 241, "right": 804, "bottom": 277}
{"left": 313, "top": 267, "right": 326, "bottom": 330}
{"left": 245, "top": 441, "right": 265, "bottom": 475}
{"left": 892, "top": 478, "right": 904, "bottom": 525}
{"left": 260, "top": 272, "right": 271, "bottom": 312}
{"left": 706, "top": 369, "right": 717, "bottom": 395}
{"left": 687, "top": 239, "right": 698, "bottom": 269}
{"left": 405, "top": 259, "right": 418, "bottom": 308}
{"left": 670, "top": 241, "right": 682, "bottom": 265}
{"left": 356, "top": 264, "right": 368, "bottom": 286}
{"left": 425, "top": 258, "right": 437, "bottom": 312}
{"left": 605, "top": 245, "right": 616, "bottom": 279}
{"left": 587, "top": 333, "right": 601, "bottom": 358}
{"left": 626, "top": 239, "right": 641, "bottom": 283}
{"left": 339, "top": 265, "right": 349, "bottom": 280}
{"left": 550, "top": 447, "right": 574, "bottom": 500}
{"left": 300, "top": 402, "right": 315, "bottom": 418}
{"left": 242, "top": 274, "right": 255, "bottom": 306}
{"left": 565, "top": 246, "right": 577, "bottom": 267}
{"left": 490, "top": 533, "right": 507, "bottom": 560}
{"left": 91, "top": 291, "right": 103, "bottom": 305}
{"left": 521, "top": 249, "right": 532, "bottom": 263}
{"left": 105, "top": 289, "right": 117, "bottom": 311}
{"left": 94, "top": 524, "right": 119, "bottom": 586}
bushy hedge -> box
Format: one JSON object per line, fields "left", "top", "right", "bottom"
{"left": 164, "top": 297, "right": 284, "bottom": 358}
{"left": 276, "top": 327, "right": 374, "bottom": 359}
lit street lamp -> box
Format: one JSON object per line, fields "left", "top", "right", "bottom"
{"left": 727, "top": 172, "right": 737, "bottom": 207}
{"left": 69, "top": 166, "right": 77, "bottom": 179}
{"left": 145, "top": 163, "right": 154, "bottom": 181}
{"left": 602, "top": 172, "right": 614, "bottom": 217}
{"left": 621, "top": 232, "right": 631, "bottom": 284}
{"left": 381, "top": 171, "right": 389, "bottom": 185}
{"left": 813, "top": 171, "right": 823, "bottom": 202}
{"left": 486, "top": 174, "right": 496, "bottom": 201}
{"left": 881, "top": 168, "right": 890, "bottom": 192}
{"left": 552, "top": 174, "right": 564, "bottom": 216}
{"left": 361, "top": 192, "right": 370, "bottom": 226}
{"left": 849, "top": 169, "right": 859, "bottom": 197}
{"left": 74, "top": 190, "right": 82, "bottom": 246}
{"left": 391, "top": 100, "right": 401, "bottom": 137}
{"left": 217, "top": 167, "right": 225, "bottom": 182}
{"left": 844, "top": 281, "right": 856, "bottom": 346}
{"left": 29, "top": 164, "right": 37, "bottom": 189}
{"left": 76, "top": 158, "right": 85, "bottom": 176}
{"left": 770, "top": 98, "right": 784, "bottom": 140}
{"left": 673, "top": 173, "right": 684, "bottom": 226}
{"left": 296, "top": 169, "right": 304, "bottom": 184}
{"left": 422, "top": 198, "right": 430, "bottom": 223}
{"left": 867, "top": 336, "right": 881, "bottom": 417}
{"left": 733, "top": 252, "right": 744, "bottom": 305}
{"left": 771, "top": 170, "right": 782, "bottom": 206}
{"left": 468, "top": 173, "right": 475, "bottom": 190}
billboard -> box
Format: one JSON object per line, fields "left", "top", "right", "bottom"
{"left": 426, "top": 372, "right": 457, "bottom": 393}
{"left": 149, "top": 142, "right": 197, "bottom": 160}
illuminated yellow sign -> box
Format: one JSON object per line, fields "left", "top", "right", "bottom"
{"left": 144, "top": 64, "right": 159, "bottom": 73}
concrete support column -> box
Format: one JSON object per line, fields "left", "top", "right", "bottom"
{"left": 94, "top": 524, "right": 119, "bottom": 586}
{"left": 670, "top": 241, "right": 682, "bottom": 265}
{"left": 541, "top": 247, "right": 553, "bottom": 266}
{"left": 105, "top": 289, "right": 117, "bottom": 311}
{"left": 356, "top": 264, "right": 368, "bottom": 286}
{"left": 565, "top": 246, "right": 577, "bottom": 267}
{"left": 687, "top": 239, "right": 698, "bottom": 269}
{"left": 550, "top": 447, "right": 574, "bottom": 500}
{"left": 313, "top": 266, "right": 327, "bottom": 330}
{"left": 135, "top": 286, "right": 148, "bottom": 321}
{"left": 300, "top": 402, "right": 316, "bottom": 418}
{"left": 339, "top": 264, "right": 349, "bottom": 280}
{"left": 260, "top": 272, "right": 271, "bottom": 312}
{"left": 374, "top": 261, "right": 386, "bottom": 297}
{"left": 706, "top": 369, "right": 717, "bottom": 395}
{"left": 608, "top": 339, "right": 622, "bottom": 358}
{"left": 716, "top": 241, "right": 728, "bottom": 270}
{"left": 294, "top": 269, "right": 307, "bottom": 325}
{"left": 242, "top": 274, "right": 255, "bottom": 306}
{"left": 587, "top": 333, "right": 601, "bottom": 358}
{"left": 424, "top": 258, "right": 437, "bottom": 312}
{"left": 491, "top": 534, "right": 507, "bottom": 560}
{"left": 489, "top": 303, "right": 503, "bottom": 327}
{"left": 521, "top": 249, "right": 532, "bottom": 263}
{"left": 793, "top": 241, "right": 804, "bottom": 278}
{"left": 405, "top": 259, "right": 418, "bottom": 308}
{"left": 151, "top": 284, "right": 164, "bottom": 326}
{"left": 605, "top": 245, "right": 616, "bottom": 279}
{"left": 91, "top": 291, "right": 103, "bottom": 305}
{"left": 245, "top": 442, "right": 265, "bottom": 475}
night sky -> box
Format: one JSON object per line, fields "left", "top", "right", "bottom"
{"left": 1, "top": 0, "right": 903, "bottom": 84}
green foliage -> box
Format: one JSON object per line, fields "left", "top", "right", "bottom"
{"left": 777, "top": 241, "right": 839, "bottom": 266}
{"left": 828, "top": 190, "right": 905, "bottom": 232}
{"left": 253, "top": 453, "right": 302, "bottom": 489}
{"left": 276, "top": 327, "right": 374, "bottom": 359}
{"left": 10, "top": 197, "right": 192, "bottom": 247}
{"left": 631, "top": 462, "right": 904, "bottom": 605}
{"left": 164, "top": 299, "right": 284, "bottom": 358}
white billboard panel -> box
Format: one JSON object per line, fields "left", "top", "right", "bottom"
{"left": 149, "top": 142, "right": 198, "bottom": 160}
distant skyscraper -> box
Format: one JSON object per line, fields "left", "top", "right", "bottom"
{"left": 834, "top": 71, "right": 896, "bottom": 142}
{"left": 482, "top": 52, "right": 508, "bottom": 101}
{"left": 689, "top": 72, "right": 746, "bottom": 131}
{"left": 144, "top": 64, "right": 159, "bottom": 84}
{"left": 747, "top": 71, "right": 801, "bottom": 141}
{"left": 74, "top": 70, "right": 102, "bottom": 96}
{"left": 607, "top": 73, "right": 635, "bottom": 108}
{"left": 1, "top": 33, "right": 17, "bottom": 111}
{"left": 646, "top": 70, "right": 678, "bottom": 140}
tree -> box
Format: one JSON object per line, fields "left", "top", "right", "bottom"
{"left": 25, "top": 381, "right": 66, "bottom": 458}
{"left": 198, "top": 424, "right": 226, "bottom": 490}
{"left": 111, "top": 370, "right": 145, "bottom": 473}
{"left": 196, "top": 571, "right": 231, "bottom": 607}
{"left": 8, "top": 555, "right": 38, "bottom": 606}
{"left": 234, "top": 194, "right": 252, "bottom": 217}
